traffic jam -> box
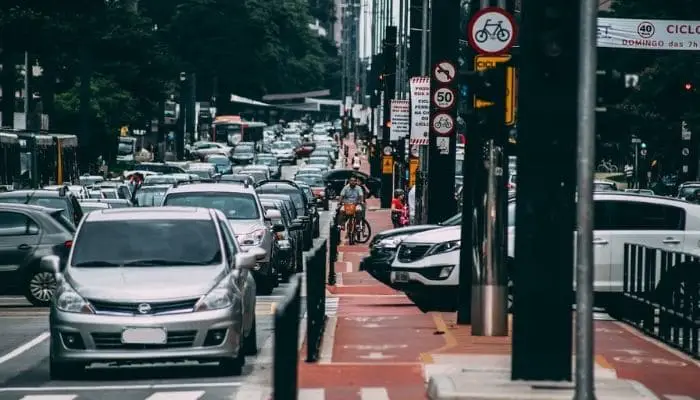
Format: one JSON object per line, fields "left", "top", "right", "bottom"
{"left": 0, "top": 119, "right": 344, "bottom": 382}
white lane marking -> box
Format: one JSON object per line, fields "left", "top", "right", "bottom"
{"left": 664, "top": 396, "right": 696, "bottom": 400}
{"left": 19, "top": 396, "right": 77, "bottom": 400}
{"left": 319, "top": 316, "right": 337, "bottom": 364}
{"left": 298, "top": 388, "right": 325, "bottom": 400}
{"left": 360, "top": 387, "right": 390, "bottom": 400}
{"left": 232, "top": 388, "right": 267, "bottom": 400}
{"left": 0, "top": 331, "right": 49, "bottom": 365}
{"left": 345, "top": 261, "right": 353, "bottom": 273}
{"left": 0, "top": 382, "right": 242, "bottom": 393}
{"left": 613, "top": 321, "right": 700, "bottom": 368}
{"left": 337, "top": 252, "right": 344, "bottom": 262}
{"left": 145, "top": 391, "right": 205, "bottom": 400}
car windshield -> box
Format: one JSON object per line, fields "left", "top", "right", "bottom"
{"left": 71, "top": 219, "right": 222, "bottom": 267}
{"left": 440, "top": 213, "right": 462, "bottom": 226}
{"left": 80, "top": 204, "right": 109, "bottom": 213}
{"left": 0, "top": 196, "right": 69, "bottom": 218}
{"left": 163, "top": 192, "right": 260, "bottom": 220}
{"left": 256, "top": 157, "right": 277, "bottom": 165}
{"left": 207, "top": 156, "right": 229, "bottom": 166}
{"left": 50, "top": 211, "right": 76, "bottom": 233}
{"left": 134, "top": 187, "right": 167, "bottom": 207}
{"left": 144, "top": 176, "right": 177, "bottom": 185}
{"left": 678, "top": 186, "right": 700, "bottom": 198}
{"left": 272, "top": 142, "right": 291, "bottom": 149}
{"left": 308, "top": 158, "right": 327, "bottom": 165}
{"left": 258, "top": 187, "right": 305, "bottom": 210}
{"left": 234, "top": 147, "right": 254, "bottom": 155}
{"left": 295, "top": 175, "right": 324, "bottom": 186}
{"left": 188, "top": 169, "right": 212, "bottom": 178}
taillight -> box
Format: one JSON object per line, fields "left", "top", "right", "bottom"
{"left": 275, "top": 232, "right": 285, "bottom": 240}
{"left": 64, "top": 240, "right": 73, "bottom": 249}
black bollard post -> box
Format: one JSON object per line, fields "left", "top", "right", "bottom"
{"left": 328, "top": 224, "right": 338, "bottom": 285}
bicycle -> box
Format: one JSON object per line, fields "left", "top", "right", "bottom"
{"left": 596, "top": 159, "right": 619, "bottom": 173}
{"left": 343, "top": 203, "right": 372, "bottom": 245}
{"left": 475, "top": 19, "right": 511, "bottom": 43}
{"left": 435, "top": 116, "right": 453, "bottom": 130}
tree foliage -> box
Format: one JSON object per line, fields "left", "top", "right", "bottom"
{"left": 0, "top": 0, "right": 340, "bottom": 137}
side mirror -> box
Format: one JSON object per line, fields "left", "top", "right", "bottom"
{"left": 235, "top": 252, "right": 257, "bottom": 270}
{"left": 265, "top": 209, "right": 282, "bottom": 220}
{"left": 247, "top": 246, "right": 267, "bottom": 261}
{"left": 41, "top": 255, "right": 62, "bottom": 274}
{"left": 272, "top": 223, "right": 285, "bottom": 233}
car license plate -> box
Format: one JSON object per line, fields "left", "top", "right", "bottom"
{"left": 395, "top": 271, "right": 410, "bottom": 283}
{"left": 121, "top": 328, "right": 167, "bottom": 344}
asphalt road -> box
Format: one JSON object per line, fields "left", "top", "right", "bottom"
{"left": 0, "top": 162, "right": 333, "bottom": 400}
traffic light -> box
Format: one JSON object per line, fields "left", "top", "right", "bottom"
{"left": 684, "top": 82, "right": 693, "bottom": 91}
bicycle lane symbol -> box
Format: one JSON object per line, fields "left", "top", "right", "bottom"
{"left": 468, "top": 7, "right": 517, "bottom": 54}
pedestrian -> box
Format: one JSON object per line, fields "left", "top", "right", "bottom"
{"left": 624, "top": 162, "right": 634, "bottom": 188}
{"left": 390, "top": 190, "right": 406, "bottom": 228}
{"left": 352, "top": 152, "right": 361, "bottom": 171}
{"left": 408, "top": 184, "right": 416, "bottom": 224}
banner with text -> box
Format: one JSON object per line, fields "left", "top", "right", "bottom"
{"left": 390, "top": 100, "right": 410, "bottom": 141}
{"left": 409, "top": 77, "right": 430, "bottom": 145}
{"left": 598, "top": 17, "right": 700, "bottom": 51}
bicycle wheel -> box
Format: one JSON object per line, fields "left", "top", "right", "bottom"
{"left": 596, "top": 164, "right": 607, "bottom": 173}
{"left": 354, "top": 219, "right": 372, "bottom": 244}
{"left": 496, "top": 29, "right": 511, "bottom": 42}
{"left": 347, "top": 217, "right": 355, "bottom": 245}
{"left": 609, "top": 165, "right": 619, "bottom": 173}
{"left": 475, "top": 29, "right": 488, "bottom": 43}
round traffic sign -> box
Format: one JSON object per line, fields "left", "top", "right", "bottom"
{"left": 383, "top": 145, "right": 393, "bottom": 155}
{"left": 431, "top": 112, "right": 455, "bottom": 135}
{"left": 433, "top": 87, "right": 456, "bottom": 109}
{"left": 681, "top": 148, "right": 689, "bottom": 156}
{"left": 640, "top": 149, "right": 648, "bottom": 156}
{"left": 433, "top": 61, "right": 456, "bottom": 84}
{"left": 468, "top": 7, "right": 517, "bottom": 55}
{"left": 411, "top": 145, "right": 419, "bottom": 157}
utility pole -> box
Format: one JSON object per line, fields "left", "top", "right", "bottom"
{"left": 426, "top": 0, "right": 459, "bottom": 223}
{"left": 354, "top": 2, "right": 361, "bottom": 105}
{"left": 380, "top": 26, "right": 397, "bottom": 208}
{"left": 511, "top": 0, "right": 578, "bottom": 382}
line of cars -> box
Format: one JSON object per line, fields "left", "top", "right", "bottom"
{"left": 363, "top": 191, "right": 700, "bottom": 313}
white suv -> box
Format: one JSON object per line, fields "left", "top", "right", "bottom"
{"left": 391, "top": 192, "right": 700, "bottom": 308}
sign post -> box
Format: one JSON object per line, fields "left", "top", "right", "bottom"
{"left": 426, "top": 0, "right": 461, "bottom": 224}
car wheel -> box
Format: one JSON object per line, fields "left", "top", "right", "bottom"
{"left": 243, "top": 315, "right": 258, "bottom": 356}
{"left": 26, "top": 270, "right": 58, "bottom": 307}
{"left": 218, "top": 349, "right": 244, "bottom": 376}
{"left": 49, "top": 359, "right": 84, "bottom": 380}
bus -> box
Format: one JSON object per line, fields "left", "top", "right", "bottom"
{"left": 211, "top": 115, "right": 265, "bottom": 145}
{"left": 117, "top": 136, "right": 137, "bottom": 162}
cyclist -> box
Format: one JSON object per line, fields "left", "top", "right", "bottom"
{"left": 336, "top": 175, "right": 365, "bottom": 233}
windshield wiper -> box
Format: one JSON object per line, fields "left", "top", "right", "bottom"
{"left": 121, "top": 259, "right": 209, "bottom": 266}
{"left": 72, "top": 261, "right": 122, "bottom": 267}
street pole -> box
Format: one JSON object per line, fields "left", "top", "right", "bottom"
{"left": 355, "top": 4, "right": 361, "bottom": 105}
{"left": 511, "top": 0, "right": 578, "bottom": 382}
{"left": 381, "top": 26, "right": 397, "bottom": 208}
{"left": 417, "top": 0, "right": 429, "bottom": 223}
{"left": 574, "top": 0, "right": 598, "bottom": 396}
{"left": 23, "top": 51, "right": 29, "bottom": 129}
{"left": 397, "top": 0, "right": 405, "bottom": 99}
{"left": 634, "top": 142, "right": 639, "bottom": 189}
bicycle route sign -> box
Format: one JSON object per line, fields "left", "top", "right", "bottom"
{"left": 433, "top": 87, "right": 456, "bottom": 109}
{"left": 431, "top": 112, "right": 455, "bottom": 135}
{"left": 468, "top": 7, "right": 517, "bottom": 55}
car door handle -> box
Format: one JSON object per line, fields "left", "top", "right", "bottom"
{"left": 662, "top": 238, "right": 681, "bottom": 244}
{"left": 592, "top": 238, "right": 608, "bottom": 245}
{"left": 17, "top": 244, "right": 32, "bottom": 251}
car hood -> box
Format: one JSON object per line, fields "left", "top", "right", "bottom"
{"left": 402, "top": 225, "right": 461, "bottom": 244}
{"left": 374, "top": 224, "right": 440, "bottom": 241}
{"left": 227, "top": 219, "right": 266, "bottom": 235}
{"left": 66, "top": 265, "right": 225, "bottom": 302}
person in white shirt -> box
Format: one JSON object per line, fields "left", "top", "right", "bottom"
{"left": 624, "top": 163, "right": 634, "bottom": 188}
{"left": 352, "top": 153, "right": 361, "bottom": 170}
{"left": 408, "top": 185, "right": 416, "bottom": 224}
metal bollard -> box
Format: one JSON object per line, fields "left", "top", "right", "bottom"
{"left": 470, "top": 139, "right": 508, "bottom": 336}
{"left": 328, "top": 224, "right": 338, "bottom": 285}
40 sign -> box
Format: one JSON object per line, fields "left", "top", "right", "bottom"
{"left": 433, "top": 87, "right": 456, "bottom": 109}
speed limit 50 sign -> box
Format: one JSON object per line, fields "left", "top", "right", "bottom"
{"left": 433, "top": 87, "right": 456, "bottom": 109}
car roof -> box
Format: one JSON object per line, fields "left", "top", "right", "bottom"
{"left": 0, "top": 203, "right": 62, "bottom": 213}
{"left": 81, "top": 202, "right": 110, "bottom": 208}
{"left": 137, "top": 184, "right": 173, "bottom": 190}
{"left": 0, "top": 190, "right": 66, "bottom": 198}
{"left": 85, "top": 206, "right": 214, "bottom": 222}
{"left": 166, "top": 183, "right": 256, "bottom": 195}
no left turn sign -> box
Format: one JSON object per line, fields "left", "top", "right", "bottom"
{"left": 468, "top": 7, "right": 517, "bottom": 55}
{"left": 433, "top": 87, "right": 455, "bottom": 109}
{"left": 433, "top": 61, "right": 456, "bottom": 84}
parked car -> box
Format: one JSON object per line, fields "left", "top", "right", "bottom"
{"left": 260, "top": 201, "right": 304, "bottom": 280}
{"left": 0, "top": 188, "right": 84, "bottom": 227}
{"left": 295, "top": 174, "right": 329, "bottom": 210}
{"left": 254, "top": 153, "right": 282, "bottom": 179}
{"left": 46, "top": 207, "right": 260, "bottom": 379}
{"left": 295, "top": 181, "right": 321, "bottom": 238}
{"left": 255, "top": 180, "right": 313, "bottom": 250}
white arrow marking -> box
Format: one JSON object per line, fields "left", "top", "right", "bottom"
{"left": 361, "top": 323, "right": 382, "bottom": 328}
{"left": 344, "top": 344, "right": 408, "bottom": 351}
{"left": 358, "top": 352, "right": 395, "bottom": 360}
{"left": 615, "top": 349, "right": 646, "bottom": 355}
{"left": 344, "top": 316, "right": 399, "bottom": 323}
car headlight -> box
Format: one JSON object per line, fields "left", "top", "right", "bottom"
{"left": 195, "top": 281, "right": 238, "bottom": 312}
{"left": 55, "top": 283, "right": 94, "bottom": 314}
{"left": 236, "top": 228, "right": 266, "bottom": 246}
{"left": 425, "top": 240, "right": 461, "bottom": 256}
{"left": 375, "top": 235, "right": 408, "bottom": 249}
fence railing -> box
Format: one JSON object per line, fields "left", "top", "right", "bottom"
{"left": 306, "top": 238, "right": 328, "bottom": 362}
{"left": 272, "top": 273, "right": 301, "bottom": 400}
{"left": 328, "top": 223, "right": 339, "bottom": 285}
{"left": 622, "top": 243, "right": 699, "bottom": 359}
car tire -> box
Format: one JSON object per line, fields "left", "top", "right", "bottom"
{"left": 218, "top": 350, "right": 244, "bottom": 376}
{"left": 243, "top": 315, "right": 258, "bottom": 356}
{"left": 49, "top": 359, "right": 84, "bottom": 380}
{"left": 25, "top": 270, "right": 58, "bottom": 307}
